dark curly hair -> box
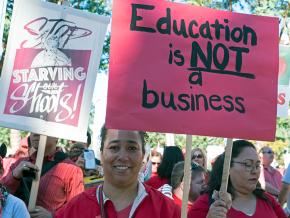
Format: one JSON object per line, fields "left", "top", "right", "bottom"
{"left": 100, "top": 125, "right": 147, "bottom": 154}
{"left": 207, "top": 140, "right": 272, "bottom": 206}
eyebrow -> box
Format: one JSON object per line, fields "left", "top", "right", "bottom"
{"left": 108, "top": 140, "right": 139, "bottom": 144}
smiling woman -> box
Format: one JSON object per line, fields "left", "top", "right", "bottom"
{"left": 55, "top": 126, "right": 180, "bottom": 218}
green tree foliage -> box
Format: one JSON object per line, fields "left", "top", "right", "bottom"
{"left": 147, "top": 132, "right": 224, "bottom": 150}
{"left": 185, "top": 0, "right": 290, "bottom": 16}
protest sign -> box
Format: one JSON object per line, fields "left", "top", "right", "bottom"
{"left": 0, "top": 0, "right": 109, "bottom": 142}
{"left": 106, "top": 0, "right": 279, "bottom": 141}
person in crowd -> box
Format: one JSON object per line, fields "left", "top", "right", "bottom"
{"left": 170, "top": 161, "right": 206, "bottom": 210}
{"left": 0, "top": 144, "right": 30, "bottom": 217}
{"left": 150, "top": 149, "right": 162, "bottom": 178}
{"left": 68, "top": 131, "right": 92, "bottom": 149}
{"left": 139, "top": 144, "right": 152, "bottom": 182}
{"left": 188, "top": 140, "right": 287, "bottom": 218}
{"left": 191, "top": 148, "right": 207, "bottom": 169}
{"left": 68, "top": 131, "right": 101, "bottom": 166}
{"left": 69, "top": 142, "right": 103, "bottom": 189}
{"left": 259, "top": 146, "right": 282, "bottom": 197}
{"left": 145, "top": 146, "right": 184, "bottom": 189}
{"left": 279, "top": 163, "right": 290, "bottom": 217}
{"left": 1, "top": 133, "right": 84, "bottom": 217}
{"left": 68, "top": 143, "right": 86, "bottom": 163}
{"left": 43, "top": 126, "right": 180, "bottom": 217}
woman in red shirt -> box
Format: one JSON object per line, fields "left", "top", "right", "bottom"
{"left": 145, "top": 146, "right": 184, "bottom": 189}
{"left": 54, "top": 127, "right": 180, "bottom": 218}
{"left": 188, "top": 140, "right": 287, "bottom": 218}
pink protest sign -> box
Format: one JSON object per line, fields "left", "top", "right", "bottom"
{"left": 106, "top": 0, "right": 279, "bottom": 141}
{"left": 0, "top": 0, "right": 109, "bottom": 142}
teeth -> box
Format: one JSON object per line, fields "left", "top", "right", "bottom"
{"left": 115, "top": 166, "right": 128, "bottom": 170}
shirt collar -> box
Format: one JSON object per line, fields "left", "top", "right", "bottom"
{"left": 96, "top": 181, "right": 148, "bottom": 218}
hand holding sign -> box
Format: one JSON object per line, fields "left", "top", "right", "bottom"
{"left": 207, "top": 190, "right": 232, "bottom": 218}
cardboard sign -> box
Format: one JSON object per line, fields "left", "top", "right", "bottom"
{"left": 0, "top": 0, "right": 109, "bottom": 142}
{"left": 106, "top": 0, "right": 279, "bottom": 141}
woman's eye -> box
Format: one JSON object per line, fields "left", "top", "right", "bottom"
{"left": 109, "top": 145, "right": 119, "bottom": 151}
{"left": 128, "top": 146, "right": 137, "bottom": 151}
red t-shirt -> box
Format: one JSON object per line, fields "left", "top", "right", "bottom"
{"left": 188, "top": 193, "right": 287, "bottom": 218}
{"left": 55, "top": 184, "right": 180, "bottom": 218}
{"left": 172, "top": 194, "right": 192, "bottom": 211}
{"left": 117, "top": 204, "right": 132, "bottom": 218}
{"left": 145, "top": 176, "right": 169, "bottom": 189}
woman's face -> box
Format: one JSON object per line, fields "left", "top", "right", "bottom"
{"left": 101, "top": 129, "right": 144, "bottom": 188}
{"left": 151, "top": 156, "right": 161, "bottom": 173}
{"left": 192, "top": 151, "right": 205, "bottom": 167}
{"left": 230, "top": 147, "right": 261, "bottom": 195}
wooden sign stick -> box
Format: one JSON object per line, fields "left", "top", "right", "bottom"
{"left": 28, "top": 135, "right": 47, "bottom": 211}
{"left": 220, "top": 138, "right": 233, "bottom": 193}
{"left": 181, "top": 134, "right": 192, "bottom": 218}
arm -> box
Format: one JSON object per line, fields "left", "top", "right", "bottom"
{"left": 65, "top": 165, "right": 84, "bottom": 202}
{"left": 2, "top": 160, "right": 37, "bottom": 194}
{"left": 279, "top": 182, "right": 290, "bottom": 205}
{"left": 264, "top": 181, "right": 280, "bottom": 196}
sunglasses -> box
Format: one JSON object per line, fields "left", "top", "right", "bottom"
{"left": 192, "top": 154, "right": 203, "bottom": 159}
{"left": 152, "top": 162, "right": 160, "bottom": 165}
{"left": 262, "top": 150, "right": 274, "bottom": 154}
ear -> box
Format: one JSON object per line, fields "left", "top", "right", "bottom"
{"left": 180, "top": 181, "right": 184, "bottom": 190}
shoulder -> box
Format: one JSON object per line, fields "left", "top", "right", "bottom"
{"left": 55, "top": 187, "right": 99, "bottom": 217}
{"left": 3, "top": 194, "right": 29, "bottom": 217}
{"left": 144, "top": 184, "right": 180, "bottom": 214}
{"left": 257, "top": 193, "right": 287, "bottom": 218}
{"left": 5, "top": 194, "right": 26, "bottom": 205}
{"left": 56, "top": 159, "right": 82, "bottom": 172}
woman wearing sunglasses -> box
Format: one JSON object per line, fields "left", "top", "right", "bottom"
{"left": 145, "top": 146, "right": 184, "bottom": 189}
{"left": 191, "top": 148, "right": 207, "bottom": 169}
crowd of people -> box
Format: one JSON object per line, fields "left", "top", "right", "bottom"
{"left": 0, "top": 128, "right": 289, "bottom": 218}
